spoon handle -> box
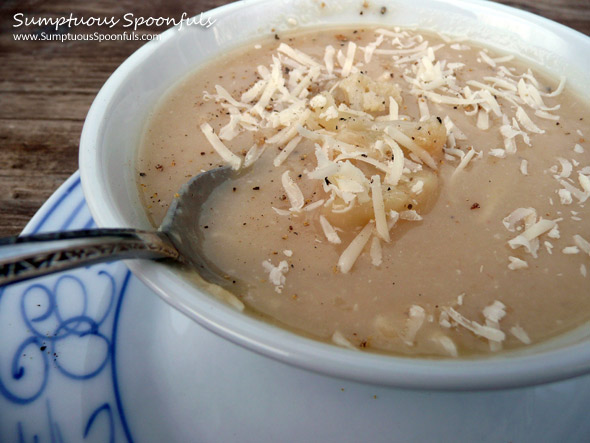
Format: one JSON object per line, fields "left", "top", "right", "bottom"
{"left": 0, "top": 229, "right": 180, "bottom": 286}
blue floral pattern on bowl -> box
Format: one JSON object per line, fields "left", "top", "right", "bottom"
{"left": 0, "top": 173, "right": 133, "bottom": 442}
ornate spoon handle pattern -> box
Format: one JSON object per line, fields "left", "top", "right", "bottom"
{"left": 0, "top": 229, "right": 180, "bottom": 286}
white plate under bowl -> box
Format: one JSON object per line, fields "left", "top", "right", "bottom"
{"left": 2, "top": 173, "right": 590, "bottom": 441}
{"left": 79, "top": 0, "right": 590, "bottom": 390}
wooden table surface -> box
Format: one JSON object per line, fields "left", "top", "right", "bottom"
{"left": 1, "top": 0, "right": 589, "bottom": 237}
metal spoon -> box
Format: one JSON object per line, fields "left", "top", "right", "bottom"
{"left": 0, "top": 166, "right": 234, "bottom": 287}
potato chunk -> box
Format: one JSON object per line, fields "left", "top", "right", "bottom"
{"left": 335, "top": 73, "right": 402, "bottom": 113}
{"left": 375, "top": 117, "right": 447, "bottom": 164}
{"left": 396, "top": 117, "right": 447, "bottom": 163}
{"left": 304, "top": 75, "right": 445, "bottom": 231}
{"left": 322, "top": 168, "right": 439, "bottom": 229}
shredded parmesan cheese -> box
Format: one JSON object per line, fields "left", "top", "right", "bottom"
{"left": 370, "top": 175, "right": 390, "bottom": 242}
{"left": 338, "top": 223, "right": 374, "bottom": 273}
{"left": 262, "top": 259, "right": 289, "bottom": 293}
{"left": 573, "top": 234, "right": 590, "bottom": 256}
{"left": 244, "top": 144, "right": 266, "bottom": 168}
{"left": 510, "top": 325, "right": 532, "bottom": 344}
{"left": 451, "top": 147, "right": 479, "bottom": 178}
{"left": 319, "top": 215, "right": 342, "bottom": 244}
{"left": 199, "top": 123, "right": 242, "bottom": 170}
{"left": 445, "top": 307, "right": 506, "bottom": 342}
{"left": 520, "top": 159, "right": 528, "bottom": 176}
{"left": 331, "top": 331, "right": 358, "bottom": 350}
{"left": 430, "top": 334, "right": 458, "bottom": 357}
{"left": 516, "top": 106, "right": 545, "bottom": 134}
{"left": 508, "top": 256, "right": 528, "bottom": 270}
{"left": 370, "top": 236, "right": 383, "bottom": 267}
{"left": 402, "top": 305, "right": 426, "bottom": 346}
{"left": 562, "top": 246, "right": 580, "bottom": 255}
{"left": 273, "top": 136, "right": 302, "bottom": 167}
{"left": 281, "top": 170, "right": 305, "bottom": 212}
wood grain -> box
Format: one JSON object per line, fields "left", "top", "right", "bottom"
{"left": 0, "top": 0, "right": 589, "bottom": 236}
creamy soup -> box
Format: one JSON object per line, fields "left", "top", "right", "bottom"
{"left": 137, "top": 27, "right": 590, "bottom": 358}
